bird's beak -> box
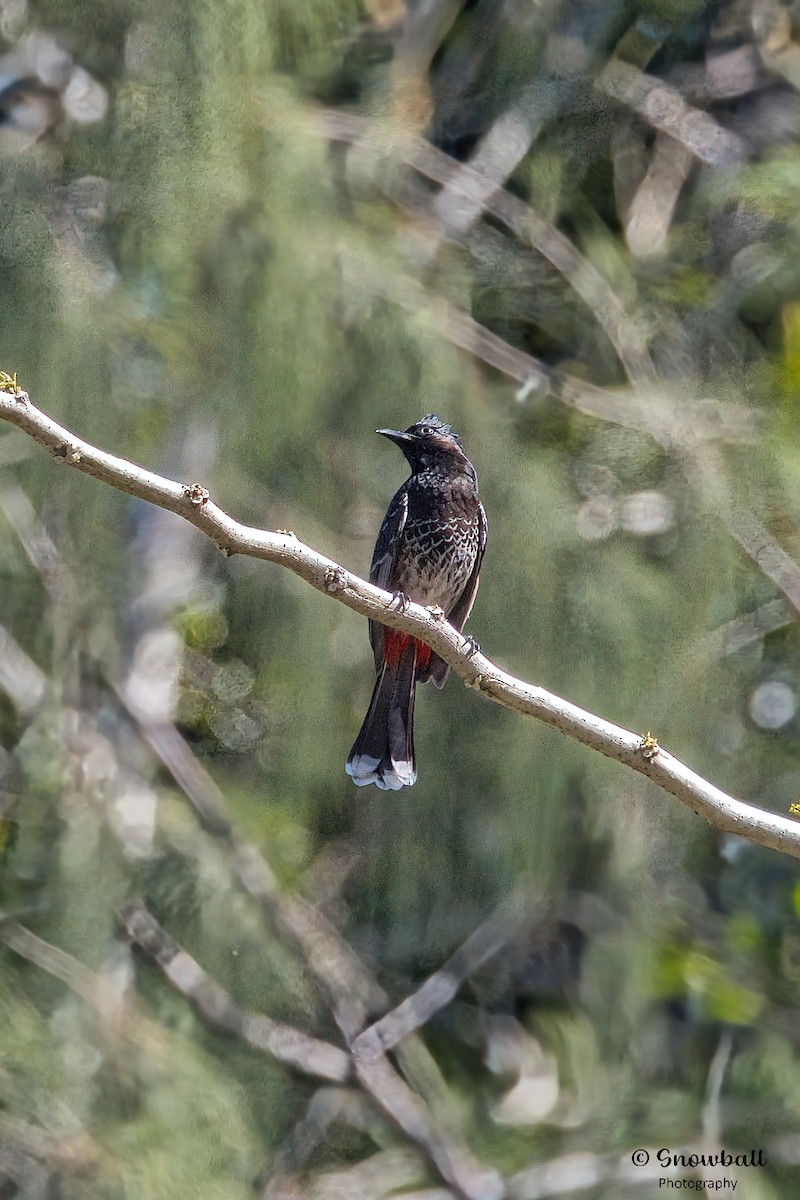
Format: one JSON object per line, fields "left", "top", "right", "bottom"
{"left": 377, "top": 428, "right": 415, "bottom": 446}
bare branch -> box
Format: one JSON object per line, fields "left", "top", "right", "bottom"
{"left": 353, "top": 1055, "right": 503, "bottom": 1200}
{"left": 316, "top": 108, "right": 655, "bottom": 384}
{"left": 598, "top": 59, "right": 746, "bottom": 166}
{"left": 508, "top": 1147, "right": 685, "bottom": 1199}
{"left": 341, "top": 258, "right": 757, "bottom": 448}
{"left": 624, "top": 134, "right": 693, "bottom": 259}
{"left": 267, "top": 1146, "right": 429, "bottom": 1200}
{"left": 2, "top": 388, "right": 799, "bottom": 859}
{"left": 119, "top": 902, "right": 353, "bottom": 1084}
{"left": 686, "top": 443, "right": 800, "bottom": 616}
{"left": 113, "top": 691, "right": 502, "bottom": 1199}
{"left": 116, "top": 701, "right": 386, "bottom": 1040}
{"left": 0, "top": 623, "right": 46, "bottom": 715}
{"left": 353, "top": 893, "right": 538, "bottom": 1060}
{"left": 261, "top": 1086, "right": 389, "bottom": 1198}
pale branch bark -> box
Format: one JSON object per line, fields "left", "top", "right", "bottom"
{"left": 396, "top": 0, "right": 463, "bottom": 74}
{"left": 0, "top": 482, "right": 78, "bottom": 613}
{"left": 623, "top": 133, "right": 693, "bottom": 260}
{"left": 0, "top": 913, "right": 103, "bottom": 1001}
{"left": 696, "top": 599, "right": 794, "bottom": 663}
{"left": 752, "top": 0, "right": 800, "bottom": 90}
{"left": 115, "top": 679, "right": 392, "bottom": 1034}
{"left": 0, "top": 600, "right": 501, "bottom": 1194}
{"left": 2, "top": 388, "right": 799, "bottom": 860}
{"left": 119, "top": 902, "right": 353, "bottom": 1084}
{"left": 430, "top": 101, "right": 546, "bottom": 239}
{"left": 701, "top": 1030, "right": 733, "bottom": 1146}
{"left": 598, "top": 59, "right": 747, "bottom": 167}
{"left": 120, "top": 702, "right": 388, "bottom": 1039}
{"left": 676, "top": 44, "right": 767, "bottom": 102}
{"left": 352, "top": 1054, "right": 503, "bottom": 1200}
{"left": 0, "top": 622, "right": 46, "bottom": 715}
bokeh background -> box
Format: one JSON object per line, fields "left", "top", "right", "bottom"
{"left": 3, "top": 0, "right": 800, "bottom": 1196}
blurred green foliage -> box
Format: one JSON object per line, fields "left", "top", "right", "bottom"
{"left": 2, "top": 0, "right": 800, "bottom": 1196}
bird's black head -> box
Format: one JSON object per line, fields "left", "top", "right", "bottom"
{"left": 377, "top": 414, "right": 473, "bottom": 478}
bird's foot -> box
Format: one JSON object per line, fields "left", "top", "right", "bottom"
{"left": 462, "top": 634, "right": 481, "bottom": 659}
{"left": 390, "top": 591, "right": 412, "bottom": 613}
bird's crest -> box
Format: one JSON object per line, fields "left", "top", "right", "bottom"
{"left": 407, "top": 414, "right": 461, "bottom": 444}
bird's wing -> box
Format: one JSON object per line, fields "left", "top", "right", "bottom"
{"left": 368, "top": 487, "right": 409, "bottom": 669}
{"left": 427, "top": 500, "right": 487, "bottom": 688}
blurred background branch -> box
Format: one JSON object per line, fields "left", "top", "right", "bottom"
{"left": 4, "top": 1, "right": 800, "bottom": 1197}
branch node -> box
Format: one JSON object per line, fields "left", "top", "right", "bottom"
{"left": 276, "top": 528, "right": 297, "bottom": 537}
{"left": 638, "top": 730, "right": 661, "bottom": 761}
{"left": 426, "top": 604, "right": 446, "bottom": 621}
{"left": 324, "top": 565, "right": 349, "bottom": 594}
{"left": 52, "top": 442, "right": 81, "bottom": 463}
{"left": 0, "top": 371, "right": 25, "bottom": 400}
{"left": 465, "top": 672, "right": 488, "bottom": 691}
{"left": 183, "top": 482, "right": 210, "bottom": 507}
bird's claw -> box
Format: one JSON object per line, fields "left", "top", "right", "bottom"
{"left": 462, "top": 634, "right": 481, "bottom": 659}
{"left": 390, "top": 591, "right": 412, "bottom": 613}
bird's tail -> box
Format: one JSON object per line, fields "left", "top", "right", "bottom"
{"left": 346, "top": 639, "right": 418, "bottom": 790}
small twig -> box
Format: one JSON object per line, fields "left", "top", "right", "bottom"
{"left": 2, "top": 389, "right": 798, "bottom": 860}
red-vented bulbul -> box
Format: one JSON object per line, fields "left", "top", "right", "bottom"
{"left": 346, "top": 415, "right": 487, "bottom": 790}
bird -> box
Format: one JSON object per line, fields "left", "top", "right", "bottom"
{"left": 346, "top": 415, "right": 487, "bottom": 790}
